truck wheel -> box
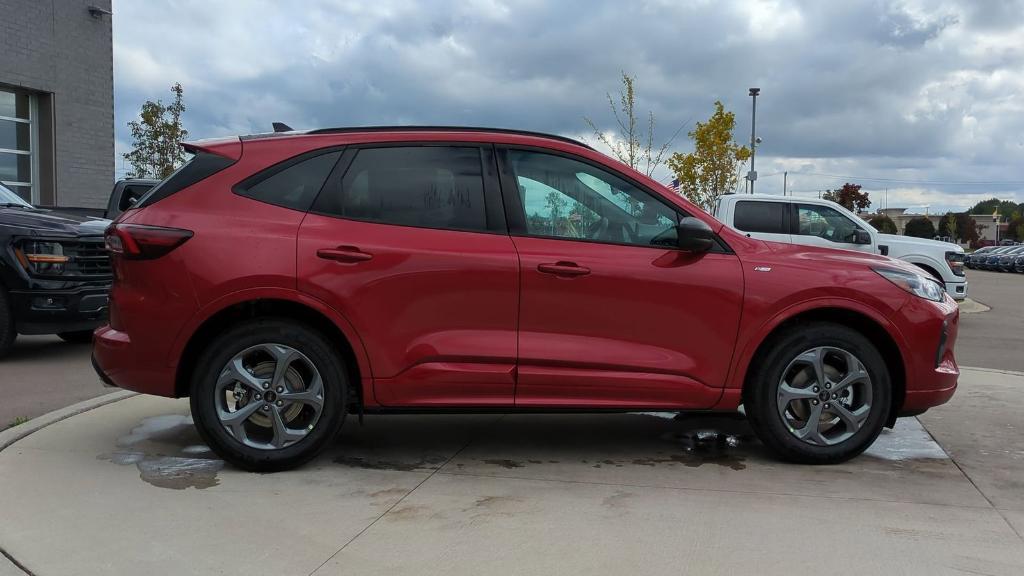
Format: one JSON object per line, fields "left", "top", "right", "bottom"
{"left": 189, "top": 318, "right": 347, "bottom": 472}
{"left": 0, "top": 287, "right": 16, "bottom": 359}
{"left": 746, "top": 322, "right": 891, "bottom": 464}
{"left": 57, "top": 330, "right": 95, "bottom": 344}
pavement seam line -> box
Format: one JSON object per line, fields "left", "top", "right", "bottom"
{"left": 307, "top": 414, "right": 506, "bottom": 575}
{"left": 436, "top": 469, "right": 996, "bottom": 512}
{"left": 959, "top": 366, "right": 1024, "bottom": 378}
{"left": 915, "top": 416, "right": 1024, "bottom": 544}
{"left": 0, "top": 545, "right": 35, "bottom": 576}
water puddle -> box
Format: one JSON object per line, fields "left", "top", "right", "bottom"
{"left": 99, "top": 413, "right": 223, "bottom": 490}
{"left": 334, "top": 454, "right": 448, "bottom": 472}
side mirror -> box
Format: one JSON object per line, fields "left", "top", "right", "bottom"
{"left": 853, "top": 229, "right": 872, "bottom": 245}
{"left": 676, "top": 217, "right": 715, "bottom": 253}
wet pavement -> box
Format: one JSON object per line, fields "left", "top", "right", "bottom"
{"left": 1, "top": 366, "right": 1023, "bottom": 575}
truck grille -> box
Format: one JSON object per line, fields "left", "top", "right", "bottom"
{"left": 64, "top": 238, "right": 112, "bottom": 277}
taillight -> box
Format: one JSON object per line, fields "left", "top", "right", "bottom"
{"left": 105, "top": 223, "right": 193, "bottom": 260}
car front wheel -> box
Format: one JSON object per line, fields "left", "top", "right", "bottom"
{"left": 190, "top": 319, "right": 347, "bottom": 472}
{"left": 746, "top": 322, "right": 891, "bottom": 464}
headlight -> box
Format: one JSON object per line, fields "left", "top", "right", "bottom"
{"left": 16, "top": 241, "right": 69, "bottom": 275}
{"left": 873, "top": 267, "right": 946, "bottom": 302}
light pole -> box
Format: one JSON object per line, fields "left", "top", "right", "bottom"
{"left": 993, "top": 210, "right": 999, "bottom": 246}
{"left": 747, "top": 88, "right": 760, "bottom": 194}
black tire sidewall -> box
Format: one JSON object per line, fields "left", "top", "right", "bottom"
{"left": 189, "top": 319, "right": 347, "bottom": 471}
{"left": 747, "top": 322, "right": 892, "bottom": 464}
{"left": 0, "top": 286, "right": 15, "bottom": 358}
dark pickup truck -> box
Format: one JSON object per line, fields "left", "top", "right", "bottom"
{"left": 0, "top": 183, "right": 113, "bottom": 358}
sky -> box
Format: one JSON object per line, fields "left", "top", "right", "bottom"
{"left": 111, "top": 0, "right": 1024, "bottom": 214}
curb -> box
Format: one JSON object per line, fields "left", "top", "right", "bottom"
{"left": 960, "top": 366, "right": 1024, "bottom": 378}
{"left": 0, "top": 390, "right": 136, "bottom": 453}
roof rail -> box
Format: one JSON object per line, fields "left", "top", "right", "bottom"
{"left": 303, "top": 125, "right": 593, "bottom": 150}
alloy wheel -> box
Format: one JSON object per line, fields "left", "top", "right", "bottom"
{"left": 776, "top": 346, "right": 873, "bottom": 446}
{"left": 213, "top": 343, "right": 325, "bottom": 450}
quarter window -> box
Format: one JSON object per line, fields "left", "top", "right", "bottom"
{"left": 508, "top": 150, "right": 679, "bottom": 247}
{"left": 316, "top": 146, "right": 488, "bottom": 233}
{"left": 237, "top": 151, "right": 341, "bottom": 211}
{"left": 733, "top": 201, "right": 787, "bottom": 234}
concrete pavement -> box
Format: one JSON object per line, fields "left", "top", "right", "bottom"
{"left": 957, "top": 270, "right": 1024, "bottom": 372}
{"left": 0, "top": 367, "right": 1022, "bottom": 575}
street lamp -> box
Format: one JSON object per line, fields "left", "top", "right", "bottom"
{"left": 993, "top": 210, "right": 999, "bottom": 246}
{"left": 747, "top": 88, "right": 760, "bottom": 194}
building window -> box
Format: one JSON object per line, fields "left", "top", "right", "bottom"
{"left": 0, "top": 88, "right": 38, "bottom": 203}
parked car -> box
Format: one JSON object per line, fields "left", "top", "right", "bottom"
{"left": 105, "top": 178, "right": 159, "bottom": 220}
{"left": 713, "top": 195, "right": 967, "bottom": 300}
{"left": 0, "top": 183, "right": 111, "bottom": 358}
{"left": 1015, "top": 251, "right": 1024, "bottom": 273}
{"left": 994, "top": 245, "right": 1024, "bottom": 272}
{"left": 979, "top": 246, "right": 1014, "bottom": 270}
{"left": 965, "top": 246, "right": 996, "bottom": 269}
{"left": 92, "top": 126, "right": 960, "bottom": 472}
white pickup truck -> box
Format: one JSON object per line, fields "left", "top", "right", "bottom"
{"left": 714, "top": 194, "right": 967, "bottom": 300}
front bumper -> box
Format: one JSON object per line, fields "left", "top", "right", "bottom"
{"left": 944, "top": 279, "right": 967, "bottom": 301}
{"left": 9, "top": 284, "right": 111, "bottom": 335}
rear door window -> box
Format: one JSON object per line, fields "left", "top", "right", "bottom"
{"left": 734, "top": 201, "right": 787, "bottom": 234}
{"left": 315, "top": 146, "right": 489, "bottom": 233}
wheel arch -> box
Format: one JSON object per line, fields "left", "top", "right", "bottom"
{"left": 173, "top": 295, "right": 372, "bottom": 412}
{"left": 739, "top": 306, "right": 907, "bottom": 427}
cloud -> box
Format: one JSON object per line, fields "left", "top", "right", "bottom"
{"left": 112, "top": 0, "right": 1024, "bottom": 211}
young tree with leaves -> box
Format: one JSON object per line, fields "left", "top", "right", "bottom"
{"left": 954, "top": 212, "right": 980, "bottom": 245}
{"left": 667, "top": 101, "right": 751, "bottom": 211}
{"left": 822, "top": 183, "right": 870, "bottom": 212}
{"left": 584, "top": 72, "right": 683, "bottom": 178}
{"left": 124, "top": 83, "right": 189, "bottom": 179}
{"left": 937, "top": 212, "right": 958, "bottom": 240}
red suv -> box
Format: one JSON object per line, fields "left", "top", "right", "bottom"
{"left": 92, "top": 127, "right": 959, "bottom": 471}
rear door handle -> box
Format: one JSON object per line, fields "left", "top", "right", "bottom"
{"left": 317, "top": 246, "right": 373, "bottom": 263}
{"left": 537, "top": 261, "right": 590, "bottom": 277}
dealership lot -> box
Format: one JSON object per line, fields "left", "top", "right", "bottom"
{"left": 1, "top": 268, "right": 1023, "bottom": 575}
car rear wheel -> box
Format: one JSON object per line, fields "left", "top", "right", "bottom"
{"left": 57, "top": 330, "right": 94, "bottom": 344}
{"left": 746, "top": 322, "right": 891, "bottom": 464}
{"left": 190, "top": 319, "right": 347, "bottom": 472}
{"left": 0, "top": 286, "right": 15, "bottom": 359}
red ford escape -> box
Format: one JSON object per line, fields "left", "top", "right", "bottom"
{"left": 92, "top": 126, "right": 959, "bottom": 471}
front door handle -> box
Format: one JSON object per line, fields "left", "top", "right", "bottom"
{"left": 317, "top": 246, "right": 373, "bottom": 263}
{"left": 537, "top": 261, "right": 590, "bottom": 277}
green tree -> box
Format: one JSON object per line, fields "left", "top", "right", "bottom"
{"left": 1008, "top": 216, "right": 1024, "bottom": 242}
{"left": 937, "top": 212, "right": 957, "bottom": 240}
{"left": 954, "top": 212, "right": 980, "bottom": 246}
{"left": 904, "top": 216, "right": 936, "bottom": 239}
{"left": 124, "top": 83, "right": 189, "bottom": 179}
{"left": 584, "top": 72, "right": 682, "bottom": 177}
{"left": 967, "top": 198, "right": 1023, "bottom": 221}
{"left": 667, "top": 101, "right": 751, "bottom": 211}
{"left": 822, "top": 183, "right": 870, "bottom": 212}
{"left": 867, "top": 213, "right": 898, "bottom": 234}
{"left": 544, "top": 190, "right": 567, "bottom": 236}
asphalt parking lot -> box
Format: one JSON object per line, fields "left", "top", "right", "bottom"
{"left": 1, "top": 268, "right": 1022, "bottom": 575}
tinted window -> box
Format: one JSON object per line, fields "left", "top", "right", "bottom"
{"left": 319, "top": 146, "right": 487, "bottom": 232}
{"left": 734, "top": 201, "right": 786, "bottom": 234}
{"left": 508, "top": 150, "right": 679, "bottom": 247}
{"left": 237, "top": 151, "right": 341, "bottom": 211}
{"left": 137, "top": 152, "right": 236, "bottom": 209}
{"left": 797, "top": 204, "right": 863, "bottom": 243}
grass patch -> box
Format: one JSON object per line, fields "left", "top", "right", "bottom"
{"left": 6, "top": 416, "right": 30, "bottom": 430}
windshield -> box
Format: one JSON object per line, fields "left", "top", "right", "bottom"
{"left": 0, "top": 182, "right": 32, "bottom": 207}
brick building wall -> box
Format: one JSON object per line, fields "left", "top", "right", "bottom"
{"left": 0, "top": 0, "right": 113, "bottom": 208}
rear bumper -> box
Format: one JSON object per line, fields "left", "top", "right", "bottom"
{"left": 10, "top": 284, "right": 110, "bottom": 335}
{"left": 92, "top": 325, "right": 177, "bottom": 396}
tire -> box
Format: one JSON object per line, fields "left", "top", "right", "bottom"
{"left": 57, "top": 330, "right": 95, "bottom": 344}
{"left": 189, "top": 318, "right": 347, "bottom": 472}
{"left": 0, "top": 286, "right": 16, "bottom": 359}
{"left": 745, "top": 322, "right": 891, "bottom": 465}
